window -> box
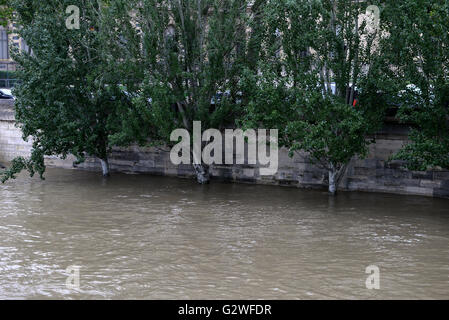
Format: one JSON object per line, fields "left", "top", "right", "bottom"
{"left": 0, "top": 29, "right": 9, "bottom": 60}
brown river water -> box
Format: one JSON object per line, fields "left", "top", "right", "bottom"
{"left": 0, "top": 168, "right": 448, "bottom": 299}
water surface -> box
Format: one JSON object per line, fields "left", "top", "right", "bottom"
{"left": 0, "top": 168, "right": 448, "bottom": 299}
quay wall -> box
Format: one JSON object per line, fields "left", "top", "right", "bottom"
{"left": 1, "top": 100, "right": 448, "bottom": 198}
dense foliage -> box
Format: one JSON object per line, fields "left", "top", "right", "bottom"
{"left": 381, "top": 0, "right": 449, "bottom": 171}
{"left": 0, "top": 0, "right": 12, "bottom": 27}
{"left": 240, "top": 0, "right": 386, "bottom": 194}
{"left": 114, "top": 0, "right": 256, "bottom": 183}
{"left": 2, "top": 0, "right": 136, "bottom": 181}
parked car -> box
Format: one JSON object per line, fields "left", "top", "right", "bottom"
{"left": 0, "top": 88, "right": 15, "bottom": 100}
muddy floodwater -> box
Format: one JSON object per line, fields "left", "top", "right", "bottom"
{"left": 0, "top": 168, "right": 448, "bottom": 299}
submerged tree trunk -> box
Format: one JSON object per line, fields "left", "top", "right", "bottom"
{"left": 191, "top": 148, "right": 210, "bottom": 184}
{"left": 328, "top": 162, "right": 349, "bottom": 196}
{"left": 192, "top": 163, "right": 210, "bottom": 184}
{"left": 328, "top": 165, "right": 338, "bottom": 196}
{"left": 100, "top": 158, "right": 110, "bottom": 177}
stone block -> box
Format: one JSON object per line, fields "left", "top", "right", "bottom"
{"left": 434, "top": 171, "right": 449, "bottom": 181}
{"left": 385, "top": 160, "right": 407, "bottom": 170}
{"left": 353, "top": 167, "right": 377, "bottom": 176}
{"left": 411, "top": 171, "right": 433, "bottom": 180}
{"left": 243, "top": 168, "right": 255, "bottom": 178}
{"left": 419, "top": 180, "right": 441, "bottom": 189}
{"left": 405, "top": 186, "right": 433, "bottom": 196}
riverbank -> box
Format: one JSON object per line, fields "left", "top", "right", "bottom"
{"left": 1, "top": 100, "right": 449, "bottom": 199}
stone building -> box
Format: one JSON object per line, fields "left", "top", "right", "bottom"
{"left": 0, "top": 21, "right": 29, "bottom": 88}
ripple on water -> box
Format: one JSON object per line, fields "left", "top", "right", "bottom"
{"left": 0, "top": 168, "right": 449, "bottom": 299}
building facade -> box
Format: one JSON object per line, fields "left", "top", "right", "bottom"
{"left": 0, "top": 21, "right": 27, "bottom": 88}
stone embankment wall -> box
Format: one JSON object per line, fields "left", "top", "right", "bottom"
{"left": 1, "top": 100, "right": 448, "bottom": 198}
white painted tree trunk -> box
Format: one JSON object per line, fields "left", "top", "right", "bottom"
{"left": 100, "top": 158, "right": 110, "bottom": 177}
{"left": 192, "top": 163, "right": 210, "bottom": 184}
{"left": 329, "top": 165, "right": 338, "bottom": 196}
{"left": 191, "top": 146, "right": 210, "bottom": 184}
{"left": 328, "top": 161, "right": 350, "bottom": 196}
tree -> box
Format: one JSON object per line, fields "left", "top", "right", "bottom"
{"left": 382, "top": 0, "right": 449, "bottom": 171}
{"left": 1, "top": 0, "right": 136, "bottom": 182}
{"left": 0, "top": 0, "right": 12, "bottom": 27}
{"left": 241, "top": 0, "right": 387, "bottom": 195}
{"left": 110, "top": 0, "right": 255, "bottom": 184}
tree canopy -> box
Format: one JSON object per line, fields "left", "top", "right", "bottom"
{"left": 2, "top": 0, "right": 136, "bottom": 182}
{"left": 381, "top": 0, "right": 449, "bottom": 171}
{"left": 0, "top": 0, "right": 12, "bottom": 27}
{"left": 240, "top": 0, "right": 386, "bottom": 194}
{"left": 114, "top": 0, "right": 255, "bottom": 183}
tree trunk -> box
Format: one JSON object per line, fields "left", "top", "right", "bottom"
{"left": 328, "top": 162, "right": 349, "bottom": 196}
{"left": 100, "top": 158, "right": 110, "bottom": 177}
{"left": 328, "top": 167, "right": 338, "bottom": 196}
{"left": 190, "top": 141, "right": 210, "bottom": 184}
{"left": 192, "top": 163, "right": 210, "bottom": 184}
